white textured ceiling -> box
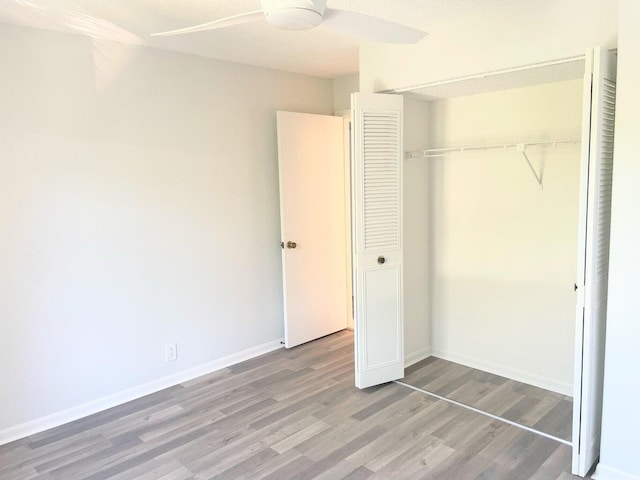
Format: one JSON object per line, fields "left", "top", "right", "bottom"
{"left": 0, "top": 0, "right": 510, "bottom": 78}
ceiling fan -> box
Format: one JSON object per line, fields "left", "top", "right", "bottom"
{"left": 151, "top": 0, "right": 427, "bottom": 44}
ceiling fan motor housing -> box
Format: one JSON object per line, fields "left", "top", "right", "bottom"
{"left": 261, "top": 0, "right": 327, "bottom": 30}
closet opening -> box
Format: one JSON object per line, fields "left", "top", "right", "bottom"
{"left": 361, "top": 50, "right": 615, "bottom": 477}
{"left": 399, "top": 58, "right": 584, "bottom": 443}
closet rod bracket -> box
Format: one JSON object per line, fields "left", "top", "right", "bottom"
{"left": 517, "top": 143, "right": 544, "bottom": 190}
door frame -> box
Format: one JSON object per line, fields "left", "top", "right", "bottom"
{"left": 341, "top": 115, "right": 355, "bottom": 330}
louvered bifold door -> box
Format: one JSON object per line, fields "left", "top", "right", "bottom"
{"left": 351, "top": 93, "right": 404, "bottom": 389}
{"left": 572, "top": 47, "right": 617, "bottom": 477}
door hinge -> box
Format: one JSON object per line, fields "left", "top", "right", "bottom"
{"left": 351, "top": 295, "right": 355, "bottom": 318}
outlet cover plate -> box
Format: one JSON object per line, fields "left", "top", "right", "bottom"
{"left": 165, "top": 343, "right": 177, "bottom": 362}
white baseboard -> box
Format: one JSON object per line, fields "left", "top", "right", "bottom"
{"left": 405, "top": 346, "right": 432, "bottom": 368}
{"left": 0, "top": 338, "right": 284, "bottom": 447}
{"left": 593, "top": 464, "right": 640, "bottom": 480}
{"left": 431, "top": 348, "right": 573, "bottom": 396}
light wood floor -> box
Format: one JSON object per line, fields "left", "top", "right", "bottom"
{"left": 403, "top": 357, "right": 574, "bottom": 442}
{"left": 1, "top": 331, "right": 585, "bottom": 480}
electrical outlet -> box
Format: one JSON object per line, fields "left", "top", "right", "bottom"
{"left": 165, "top": 343, "right": 177, "bottom": 362}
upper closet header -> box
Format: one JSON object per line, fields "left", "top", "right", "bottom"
{"left": 387, "top": 56, "right": 586, "bottom": 101}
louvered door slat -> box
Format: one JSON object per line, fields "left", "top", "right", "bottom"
{"left": 362, "top": 111, "right": 401, "bottom": 252}
{"left": 594, "top": 79, "right": 616, "bottom": 282}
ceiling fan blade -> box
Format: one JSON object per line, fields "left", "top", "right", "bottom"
{"left": 322, "top": 8, "right": 426, "bottom": 44}
{"left": 150, "top": 10, "right": 264, "bottom": 37}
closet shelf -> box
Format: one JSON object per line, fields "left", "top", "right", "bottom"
{"left": 405, "top": 139, "right": 581, "bottom": 159}
{"left": 405, "top": 139, "right": 581, "bottom": 190}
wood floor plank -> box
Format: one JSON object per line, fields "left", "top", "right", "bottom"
{"left": 371, "top": 437, "right": 456, "bottom": 479}
{"left": 1, "top": 434, "right": 105, "bottom": 475}
{"left": 260, "top": 454, "right": 316, "bottom": 480}
{"left": 207, "top": 447, "right": 279, "bottom": 480}
{"left": 32, "top": 437, "right": 115, "bottom": 474}
{"left": 235, "top": 448, "right": 301, "bottom": 480}
{"left": 421, "top": 451, "right": 496, "bottom": 480}
{"left": 529, "top": 448, "right": 573, "bottom": 480}
{"left": 343, "top": 466, "right": 375, "bottom": 480}
{"left": 271, "top": 419, "right": 331, "bottom": 454}
{"left": 532, "top": 399, "right": 574, "bottom": 440}
{"left": 291, "top": 425, "right": 388, "bottom": 479}
{"left": 1, "top": 464, "right": 39, "bottom": 480}
{"left": 308, "top": 459, "right": 364, "bottom": 480}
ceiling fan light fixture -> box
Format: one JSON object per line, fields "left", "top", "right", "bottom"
{"left": 150, "top": 0, "right": 426, "bottom": 44}
{"left": 265, "top": 8, "right": 322, "bottom": 30}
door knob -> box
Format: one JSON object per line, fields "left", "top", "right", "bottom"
{"left": 287, "top": 241, "right": 297, "bottom": 249}
{"left": 377, "top": 256, "right": 386, "bottom": 264}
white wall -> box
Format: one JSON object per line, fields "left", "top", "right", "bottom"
{"left": 333, "top": 73, "right": 359, "bottom": 114}
{"left": 0, "top": 24, "right": 333, "bottom": 441}
{"left": 359, "top": 0, "right": 617, "bottom": 92}
{"left": 403, "top": 98, "right": 432, "bottom": 364}
{"left": 595, "top": 1, "right": 640, "bottom": 478}
{"left": 422, "top": 80, "right": 583, "bottom": 394}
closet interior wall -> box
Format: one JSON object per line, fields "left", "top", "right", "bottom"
{"left": 403, "top": 98, "right": 432, "bottom": 362}
{"left": 411, "top": 79, "right": 584, "bottom": 395}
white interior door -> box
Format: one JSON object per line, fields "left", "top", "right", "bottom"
{"left": 572, "top": 47, "right": 617, "bottom": 477}
{"left": 277, "top": 111, "right": 349, "bottom": 348}
{"left": 351, "top": 93, "right": 404, "bottom": 389}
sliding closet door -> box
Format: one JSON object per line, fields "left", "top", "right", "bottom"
{"left": 351, "top": 93, "right": 404, "bottom": 389}
{"left": 572, "top": 47, "right": 617, "bottom": 477}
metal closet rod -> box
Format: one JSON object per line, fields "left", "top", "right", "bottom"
{"left": 405, "top": 139, "right": 581, "bottom": 159}
{"left": 405, "top": 139, "right": 581, "bottom": 191}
